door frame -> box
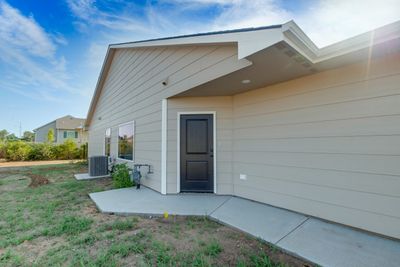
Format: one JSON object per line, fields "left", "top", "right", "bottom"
{"left": 177, "top": 111, "right": 217, "bottom": 194}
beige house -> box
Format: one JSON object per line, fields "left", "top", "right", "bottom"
{"left": 86, "top": 20, "right": 400, "bottom": 239}
{"left": 34, "top": 115, "right": 87, "bottom": 145}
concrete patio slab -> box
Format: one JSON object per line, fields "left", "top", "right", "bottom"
{"left": 89, "top": 187, "right": 400, "bottom": 267}
{"left": 75, "top": 173, "right": 110, "bottom": 180}
{"left": 277, "top": 218, "right": 400, "bottom": 267}
{"left": 210, "top": 197, "right": 308, "bottom": 244}
{"left": 89, "top": 187, "right": 231, "bottom": 216}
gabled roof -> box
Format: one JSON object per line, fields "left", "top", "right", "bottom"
{"left": 86, "top": 20, "right": 400, "bottom": 126}
{"left": 55, "top": 115, "right": 85, "bottom": 130}
{"left": 34, "top": 115, "right": 85, "bottom": 132}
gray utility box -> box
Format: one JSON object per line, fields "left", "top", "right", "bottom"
{"left": 89, "top": 156, "right": 108, "bottom": 177}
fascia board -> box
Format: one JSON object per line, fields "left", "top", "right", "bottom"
{"left": 282, "top": 20, "right": 400, "bottom": 64}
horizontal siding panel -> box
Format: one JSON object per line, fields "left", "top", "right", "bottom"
{"left": 235, "top": 94, "right": 400, "bottom": 127}
{"left": 233, "top": 114, "right": 400, "bottom": 137}
{"left": 233, "top": 163, "right": 400, "bottom": 197}
{"left": 234, "top": 185, "right": 400, "bottom": 239}
{"left": 233, "top": 135, "right": 400, "bottom": 155}
{"left": 96, "top": 46, "right": 220, "bottom": 117}
{"left": 234, "top": 175, "right": 400, "bottom": 217}
{"left": 235, "top": 73, "right": 400, "bottom": 116}
{"left": 234, "top": 151, "right": 400, "bottom": 176}
{"left": 98, "top": 47, "right": 191, "bottom": 110}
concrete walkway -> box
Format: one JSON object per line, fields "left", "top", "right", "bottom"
{"left": 90, "top": 187, "right": 400, "bottom": 267}
{"left": 74, "top": 173, "right": 111, "bottom": 180}
{"left": 0, "top": 159, "right": 83, "bottom": 168}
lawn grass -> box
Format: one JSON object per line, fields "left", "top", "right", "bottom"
{"left": 0, "top": 163, "right": 312, "bottom": 267}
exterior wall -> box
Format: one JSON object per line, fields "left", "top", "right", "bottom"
{"left": 88, "top": 44, "right": 245, "bottom": 192}
{"left": 231, "top": 53, "right": 400, "bottom": 239}
{"left": 34, "top": 121, "right": 56, "bottom": 143}
{"left": 167, "top": 96, "right": 233, "bottom": 194}
{"left": 88, "top": 41, "right": 400, "bottom": 238}
{"left": 56, "top": 129, "right": 88, "bottom": 146}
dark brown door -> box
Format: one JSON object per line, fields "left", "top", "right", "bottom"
{"left": 180, "top": 114, "right": 213, "bottom": 192}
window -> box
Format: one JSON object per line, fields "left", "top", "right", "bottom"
{"left": 64, "top": 131, "right": 77, "bottom": 139}
{"left": 105, "top": 128, "right": 111, "bottom": 157}
{"left": 118, "top": 122, "right": 134, "bottom": 161}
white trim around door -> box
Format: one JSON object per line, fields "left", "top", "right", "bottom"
{"left": 161, "top": 99, "right": 167, "bottom": 195}
{"left": 177, "top": 111, "right": 217, "bottom": 194}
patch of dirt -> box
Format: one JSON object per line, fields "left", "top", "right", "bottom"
{"left": 28, "top": 173, "right": 50, "bottom": 188}
{"left": 14, "top": 236, "right": 66, "bottom": 264}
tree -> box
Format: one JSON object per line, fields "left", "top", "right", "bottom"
{"left": 22, "top": 131, "right": 35, "bottom": 142}
{"left": 47, "top": 128, "right": 55, "bottom": 143}
{"left": 6, "top": 133, "right": 18, "bottom": 141}
{"left": 0, "top": 129, "right": 8, "bottom": 140}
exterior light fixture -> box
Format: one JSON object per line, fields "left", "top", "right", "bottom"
{"left": 241, "top": 79, "right": 251, "bottom": 84}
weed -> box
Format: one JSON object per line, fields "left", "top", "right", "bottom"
{"left": 192, "top": 253, "right": 211, "bottom": 267}
{"left": 203, "top": 240, "right": 222, "bottom": 257}
{"left": 250, "top": 252, "right": 288, "bottom": 267}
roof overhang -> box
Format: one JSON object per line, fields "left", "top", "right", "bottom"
{"left": 85, "top": 20, "right": 400, "bottom": 126}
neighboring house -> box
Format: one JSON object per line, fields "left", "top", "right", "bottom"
{"left": 34, "top": 115, "right": 87, "bottom": 145}
{"left": 85, "top": 21, "right": 400, "bottom": 240}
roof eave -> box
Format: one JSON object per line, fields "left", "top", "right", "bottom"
{"left": 282, "top": 20, "right": 400, "bottom": 63}
{"left": 85, "top": 47, "right": 115, "bottom": 127}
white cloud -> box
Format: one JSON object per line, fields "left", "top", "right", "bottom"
{"left": 0, "top": 1, "right": 55, "bottom": 58}
{"left": 0, "top": 1, "right": 84, "bottom": 101}
{"left": 295, "top": 0, "right": 400, "bottom": 47}
{"left": 66, "top": 0, "right": 156, "bottom": 35}
{"left": 207, "top": 0, "right": 291, "bottom": 30}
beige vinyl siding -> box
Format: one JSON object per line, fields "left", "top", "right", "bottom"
{"left": 232, "top": 53, "right": 400, "bottom": 239}
{"left": 167, "top": 96, "right": 233, "bottom": 194}
{"left": 88, "top": 44, "right": 246, "bottom": 191}
{"left": 34, "top": 122, "right": 56, "bottom": 143}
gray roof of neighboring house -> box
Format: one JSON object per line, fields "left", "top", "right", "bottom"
{"left": 33, "top": 115, "right": 85, "bottom": 132}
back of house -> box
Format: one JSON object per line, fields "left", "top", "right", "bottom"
{"left": 34, "top": 115, "right": 87, "bottom": 145}
{"left": 86, "top": 21, "right": 400, "bottom": 240}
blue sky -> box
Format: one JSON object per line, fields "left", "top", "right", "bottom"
{"left": 0, "top": 0, "right": 399, "bottom": 135}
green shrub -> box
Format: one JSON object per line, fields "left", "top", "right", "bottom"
{"left": 5, "top": 141, "right": 31, "bottom": 161}
{"left": 0, "top": 141, "right": 5, "bottom": 159}
{"left": 59, "top": 139, "right": 79, "bottom": 159}
{"left": 112, "top": 164, "right": 133, "bottom": 188}
{"left": 51, "top": 144, "right": 63, "bottom": 160}
{"left": 28, "top": 143, "right": 55, "bottom": 160}
{"left": 0, "top": 139, "right": 85, "bottom": 161}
